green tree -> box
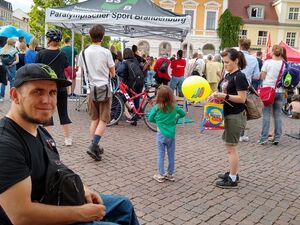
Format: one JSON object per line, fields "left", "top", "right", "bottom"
{"left": 28, "top": 0, "right": 78, "bottom": 41}
{"left": 217, "top": 9, "right": 243, "bottom": 50}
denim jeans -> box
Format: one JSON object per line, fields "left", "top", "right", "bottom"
{"left": 0, "top": 65, "right": 16, "bottom": 98}
{"left": 156, "top": 132, "right": 175, "bottom": 175}
{"left": 73, "top": 194, "right": 140, "bottom": 225}
{"left": 169, "top": 76, "right": 184, "bottom": 96}
{"left": 260, "top": 93, "right": 284, "bottom": 142}
{"left": 146, "top": 70, "right": 155, "bottom": 87}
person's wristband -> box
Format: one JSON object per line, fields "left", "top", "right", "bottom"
{"left": 225, "top": 94, "right": 230, "bottom": 101}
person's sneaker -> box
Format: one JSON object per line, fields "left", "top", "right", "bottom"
{"left": 153, "top": 174, "right": 165, "bottom": 183}
{"left": 272, "top": 140, "right": 279, "bottom": 145}
{"left": 64, "top": 137, "right": 72, "bottom": 146}
{"left": 216, "top": 176, "right": 238, "bottom": 189}
{"left": 0, "top": 97, "right": 4, "bottom": 102}
{"left": 86, "top": 144, "right": 102, "bottom": 161}
{"left": 218, "top": 172, "right": 239, "bottom": 183}
{"left": 257, "top": 139, "right": 267, "bottom": 145}
{"left": 164, "top": 173, "right": 175, "bottom": 182}
{"left": 239, "top": 135, "right": 249, "bottom": 142}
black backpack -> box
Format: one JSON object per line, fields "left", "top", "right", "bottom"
{"left": 38, "top": 127, "right": 86, "bottom": 206}
{"left": 0, "top": 54, "right": 15, "bottom": 66}
{"left": 126, "top": 59, "right": 144, "bottom": 92}
{"left": 159, "top": 60, "right": 169, "bottom": 73}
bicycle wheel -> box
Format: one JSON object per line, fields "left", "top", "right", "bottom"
{"left": 107, "top": 93, "right": 124, "bottom": 127}
{"left": 142, "top": 97, "right": 157, "bottom": 132}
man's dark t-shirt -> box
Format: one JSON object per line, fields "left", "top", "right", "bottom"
{"left": 0, "top": 117, "right": 48, "bottom": 225}
{"left": 219, "top": 70, "right": 248, "bottom": 116}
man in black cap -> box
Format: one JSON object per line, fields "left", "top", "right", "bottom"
{"left": 0, "top": 63, "right": 140, "bottom": 225}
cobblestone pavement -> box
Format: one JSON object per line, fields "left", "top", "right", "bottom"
{"left": 0, "top": 91, "right": 299, "bottom": 225}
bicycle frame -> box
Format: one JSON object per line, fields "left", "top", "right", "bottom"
{"left": 119, "top": 81, "right": 155, "bottom": 117}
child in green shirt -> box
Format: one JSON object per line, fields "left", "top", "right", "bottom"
{"left": 148, "top": 85, "right": 185, "bottom": 182}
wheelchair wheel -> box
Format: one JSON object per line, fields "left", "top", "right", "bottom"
{"left": 107, "top": 93, "right": 124, "bottom": 127}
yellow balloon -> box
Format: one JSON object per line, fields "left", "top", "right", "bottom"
{"left": 182, "top": 76, "right": 212, "bottom": 101}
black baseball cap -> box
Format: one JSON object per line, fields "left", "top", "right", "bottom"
{"left": 14, "top": 64, "right": 72, "bottom": 88}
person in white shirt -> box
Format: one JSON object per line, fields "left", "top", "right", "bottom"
{"left": 257, "top": 45, "right": 285, "bottom": 145}
{"left": 78, "top": 25, "right": 115, "bottom": 161}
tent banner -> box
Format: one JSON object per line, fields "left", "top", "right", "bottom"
{"left": 45, "top": 9, "right": 190, "bottom": 29}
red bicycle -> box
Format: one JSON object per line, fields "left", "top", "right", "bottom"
{"left": 107, "top": 79, "right": 157, "bottom": 132}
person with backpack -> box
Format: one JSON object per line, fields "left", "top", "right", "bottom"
{"left": 154, "top": 53, "right": 171, "bottom": 85}
{"left": 0, "top": 38, "right": 19, "bottom": 102}
{"left": 35, "top": 29, "right": 72, "bottom": 147}
{"left": 119, "top": 48, "right": 144, "bottom": 124}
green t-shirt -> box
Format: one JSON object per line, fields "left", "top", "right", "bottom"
{"left": 148, "top": 104, "right": 185, "bottom": 138}
{"left": 61, "top": 45, "right": 78, "bottom": 66}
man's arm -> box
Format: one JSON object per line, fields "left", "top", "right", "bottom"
{"left": 0, "top": 177, "right": 106, "bottom": 225}
{"left": 109, "top": 66, "right": 116, "bottom": 78}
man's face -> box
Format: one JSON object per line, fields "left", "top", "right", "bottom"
{"left": 15, "top": 80, "right": 57, "bottom": 125}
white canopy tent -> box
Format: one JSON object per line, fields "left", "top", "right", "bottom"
{"left": 45, "top": 0, "right": 191, "bottom": 42}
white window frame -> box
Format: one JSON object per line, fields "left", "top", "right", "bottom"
{"left": 204, "top": 1, "right": 220, "bottom": 31}
{"left": 286, "top": 32, "right": 297, "bottom": 47}
{"left": 159, "top": 0, "right": 176, "bottom": 12}
{"left": 248, "top": 5, "right": 265, "bottom": 20}
{"left": 288, "top": 7, "right": 299, "bottom": 20}
{"left": 257, "top": 31, "right": 268, "bottom": 46}
{"left": 182, "top": 0, "right": 198, "bottom": 34}
{"left": 239, "top": 30, "right": 248, "bottom": 39}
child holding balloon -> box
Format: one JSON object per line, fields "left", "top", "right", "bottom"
{"left": 148, "top": 85, "right": 186, "bottom": 183}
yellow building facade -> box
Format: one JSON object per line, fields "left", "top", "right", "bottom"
{"left": 127, "top": 0, "right": 227, "bottom": 57}
{"left": 237, "top": 0, "right": 300, "bottom": 51}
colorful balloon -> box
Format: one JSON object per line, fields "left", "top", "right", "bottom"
{"left": 182, "top": 76, "right": 211, "bottom": 101}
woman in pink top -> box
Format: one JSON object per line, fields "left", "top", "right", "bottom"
{"left": 170, "top": 50, "right": 186, "bottom": 97}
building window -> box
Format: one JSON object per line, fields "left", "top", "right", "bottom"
{"left": 288, "top": 7, "right": 299, "bottom": 20}
{"left": 185, "top": 10, "right": 195, "bottom": 31}
{"left": 286, "top": 32, "right": 296, "bottom": 47}
{"left": 248, "top": 5, "right": 264, "bottom": 19}
{"left": 206, "top": 11, "right": 216, "bottom": 30}
{"left": 257, "top": 31, "right": 267, "bottom": 45}
{"left": 239, "top": 30, "right": 247, "bottom": 39}
{"left": 159, "top": 42, "right": 172, "bottom": 56}
{"left": 138, "top": 41, "right": 150, "bottom": 56}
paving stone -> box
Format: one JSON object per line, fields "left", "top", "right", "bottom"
{"left": 0, "top": 85, "right": 299, "bottom": 225}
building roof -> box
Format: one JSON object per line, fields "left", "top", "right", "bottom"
{"left": 0, "top": 0, "right": 12, "bottom": 11}
{"left": 228, "top": 0, "right": 278, "bottom": 25}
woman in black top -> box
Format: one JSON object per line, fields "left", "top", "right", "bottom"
{"left": 36, "top": 29, "right": 72, "bottom": 146}
{"left": 213, "top": 48, "right": 248, "bottom": 189}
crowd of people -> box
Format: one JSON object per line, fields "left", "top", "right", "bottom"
{"left": 0, "top": 24, "right": 299, "bottom": 224}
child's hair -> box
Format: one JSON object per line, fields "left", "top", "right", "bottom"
{"left": 291, "top": 94, "right": 300, "bottom": 102}
{"left": 156, "top": 85, "right": 176, "bottom": 112}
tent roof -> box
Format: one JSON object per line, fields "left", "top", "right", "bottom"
{"left": 279, "top": 41, "right": 300, "bottom": 63}
{"left": 45, "top": 0, "right": 191, "bottom": 41}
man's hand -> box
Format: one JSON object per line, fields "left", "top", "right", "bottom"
{"left": 84, "top": 186, "right": 103, "bottom": 204}
{"left": 79, "top": 203, "right": 106, "bottom": 222}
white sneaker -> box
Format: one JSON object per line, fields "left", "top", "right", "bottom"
{"left": 239, "top": 135, "right": 249, "bottom": 142}
{"left": 153, "top": 174, "right": 165, "bottom": 183}
{"left": 64, "top": 138, "right": 72, "bottom": 146}
{"left": 0, "top": 98, "right": 4, "bottom": 102}
{"left": 164, "top": 173, "right": 175, "bottom": 182}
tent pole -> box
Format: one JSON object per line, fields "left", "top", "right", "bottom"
{"left": 71, "top": 30, "right": 75, "bottom": 79}
{"left": 44, "top": 23, "right": 48, "bottom": 48}
{"left": 81, "top": 34, "right": 84, "bottom": 51}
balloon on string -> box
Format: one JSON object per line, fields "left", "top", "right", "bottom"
{"left": 181, "top": 76, "right": 211, "bottom": 101}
